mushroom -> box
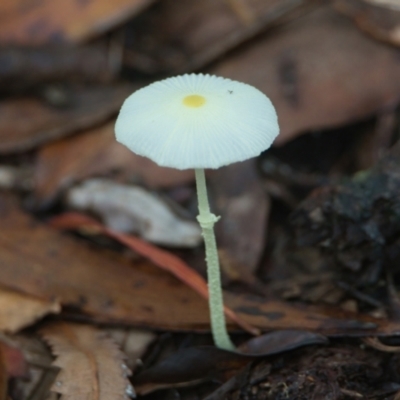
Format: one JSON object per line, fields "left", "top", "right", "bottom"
{"left": 115, "top": 73, "right": 279, "bottom": 350}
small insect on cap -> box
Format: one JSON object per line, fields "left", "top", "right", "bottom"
{"left": 115, "top": 74, "right": 279, "bottom": 170}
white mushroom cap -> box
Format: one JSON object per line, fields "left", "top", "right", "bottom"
{"left": 115, "top": 74, "right": 279, "bottom": 170}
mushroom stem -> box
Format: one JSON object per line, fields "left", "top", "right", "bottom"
{"left": 195, "top": 168, "right": 235, "bottom": 350}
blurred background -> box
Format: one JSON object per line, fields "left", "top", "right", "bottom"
{"left": 2, "top": 0, "right": 400, "bottom": 399}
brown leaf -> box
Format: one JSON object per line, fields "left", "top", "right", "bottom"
{"left": 0, "top": 286, "right": 60, "bottom": 333}
{"left": 50, "top": 212, "right": 258, "bottom": 335}
{"left": 0, "top": 0, "right": 155, "bottom": 45}
{"left": 125, "top": 0, "right": 311, "bottom": 73}
{"left": 41, "top": 322, "right": 133, "bottom": 400}
{"left": 0, "top": 84, "right": 137, "bottom": 154}
{"left": 210, "top": 5, "right": 400, "bottom": 146}
{"left": 33, "top": 122, "right": 194, "bottom": 208}
{"left": 226, "top": 293, "right": 400, "bottom": 336}
{"left": 335, "top": 0, "right": 400, "bottom": 46}
{"left": 0, "top": 193, "right": 211, "bottom": 331}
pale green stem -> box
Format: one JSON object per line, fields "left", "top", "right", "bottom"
{"left": 195, "top": 168, "right": 235, "bottom": 350}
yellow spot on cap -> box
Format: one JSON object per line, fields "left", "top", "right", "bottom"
{"left": 183, "top": 94, "right": 206, "bottom": 108}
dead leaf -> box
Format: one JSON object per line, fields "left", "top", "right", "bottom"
{"left": 210, "top": 5, "right": 400, "bottom": 146}
{"left": 49, "top": 211, "right": 258, "bottom": 335}
{"left": 124, "top": 0, "right": 312, "bottom": 73}
{"left": 133, "top": 330, "right": 327, "bottom": 395}
{"left": 33, "top": 122, "right": 194, "bottom": 208}
{"left": 0, "top": 84, "right": 137, "bottom": 154}
{"left": 66, "top": 179, "right": 201, "bottom": 247}
{"left": 0, "top": 286, "right": 60, "bottom": 333}
{"left": 0, "top": 193, "right": 212, "bottom": 331}
{"left": 226, "top": 293, "right": 400, "bottom": 336}
{"left": 335, "top": 0, "right": 400, "bottom": 46}
{"left": 0, "top": 0, "right": 155, "bottom": 45}
{"left": 41, "top": 322, "right": 133, "bottom": 400}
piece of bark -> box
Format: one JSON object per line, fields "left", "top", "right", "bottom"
{"left": 0, "top": 84, "right": 137, "bottom": 154}
{"left": 291, "top": 141, "right": 400, "bottom": 286}
{"left": 0, "top": 0, "right": 156, "bottom": 45}
{"left": 33, "top": 122, "right": 194, "bottom": 209}
{"left": 210, "top": 5, "right": 400, "bottom": 146}
{"left": 335, "top": 0, "right": 400, "bottom": 46}
{"left": 210, "top": 161, "right": 269, "bottom": 282}
{"left": 124, "top": 0, "right": 312, "bottom": 74}
{"left": 41, "top": 322, "right": 133, "bottom": 400}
